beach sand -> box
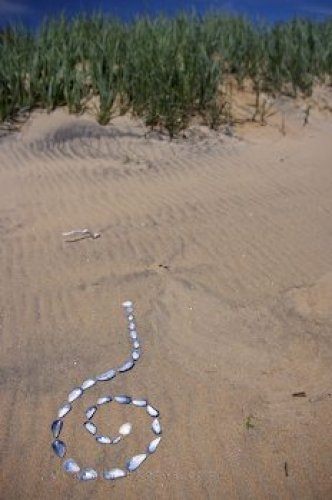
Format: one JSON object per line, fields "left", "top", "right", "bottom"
{"left": 0, "top": 93, "right": 332, "bottom": 499}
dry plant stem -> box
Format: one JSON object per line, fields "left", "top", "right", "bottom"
{"left": 62, "top": 229, "right": 100, "bottom": 242}
{"left": 281, "top": 112, "right": 286, "bottom": 136}
{"left": 303, "top": 105, "right": 311, "bottom": 126}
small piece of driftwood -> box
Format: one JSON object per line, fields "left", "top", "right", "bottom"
{"left": 62, "top": 229, "right": 101, "bottom": 242}
{"left": 292, "top": 391, "right": 307, "bottom": 398}
{"left": 284, "top": 461, "right": 289, "bottom": 477}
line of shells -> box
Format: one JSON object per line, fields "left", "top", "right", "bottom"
{"left": 50, "top": 301, "right": 162, "bottom": 481}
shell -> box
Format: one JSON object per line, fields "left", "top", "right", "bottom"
{"left": 97, "top": 396, "right": 112, "bottom": 405}
{"left": 52, "top": 439, "right": 67, "bottom": 458}
{"left": 78, "top": 468, "right": 98, "bottom": 481}
{"left": 147, "top": 437, "right": 161, "bottom": 454}
{"left": 96, "top": 435, "right": 112, "bottom": 444}
{"left": 122, "top": 300, "right": 133, "bottom": 309}
{"left": 118, "top": 359, "right": 134, "bottom": 373}
{"left": 103, "top": 468, "right": 127, "bottom": 480}
{"left": 81, "top": 379, "right": 96, "bottom": 390}
{"left": 146, "top": 404, "right": 159, "bottom": 417}
{"left": 130, "top": 330, "right": 137, "bottom": 340}
{"left": 84, "top": 421, "right": 97, "bottom": 435}
{"left": 126, "top": 454, "right": 147, "bottom": 472}
{"left": 152, "top": 418, "right": 162, "bottom": 435}
{"left": 114, "top": 395, "right": 131, "bottom": 404}
{"left": 68, "top": 387, "right": 83, "bottom": 403}
{"left": 119, "top": 422, "right": 132, "bottom": 436}
{"left": 58, "top": 403, "right": 72, "bottom": 419}
{"left": 132, "top": 399, "right": 147, "bottom": 407}
{"left": 112, "top": 436, "right": 122, "bottom": 444}
{"left": 96, "top": 369, "right": 116, "bottom": 382}
{"left": 128, "top": 314, "right": 134, "bottom": 321}
{"left": 51, "top": 419, "right": 63, "bottom": 439}
{"left": 132, "top": 350, "right": 140, "bottom": 361}
{"left": 85, "top": 406, "right": 97, "bottom": 420}
{"left": 63, "top": 458, "right": 80, "bottom": 473}
{"left": 129, "top": 322, "right": 136, "bottom": 331}
{"left": 133, "top": 340, "right": 140, "bottom": 349}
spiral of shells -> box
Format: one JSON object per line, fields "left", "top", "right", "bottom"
{"left": 50, "top": 301, "right": 162, "bottom": 481}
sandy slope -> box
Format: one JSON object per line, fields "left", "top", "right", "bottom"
{"left": 0, "top": 103, "right": 332, "bottom": 500}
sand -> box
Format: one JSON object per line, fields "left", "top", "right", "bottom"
{"left": 0, "top": 94, "right": 332, "bottom": 499}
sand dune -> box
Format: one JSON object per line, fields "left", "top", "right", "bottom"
{"left": 0, "top": 103, "right": 332, "bottom": 499}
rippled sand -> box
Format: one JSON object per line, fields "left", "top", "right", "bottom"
{"left": 0, "top": 103, "right": 332, "bottom": 499}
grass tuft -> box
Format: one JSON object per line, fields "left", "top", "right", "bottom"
{"left": 1, "top": 13, "right": 332, "bottom": 137}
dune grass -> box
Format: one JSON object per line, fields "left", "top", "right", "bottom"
{"left": 1, "top": 13, "right": 332, "bottom": 137}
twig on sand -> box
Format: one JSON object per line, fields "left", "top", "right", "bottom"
{"left": 303, "top": 105, "right": 311, "bottom": 126}
{"left": 292, "top": 391, "right": 307, "bottom": 398}
{"left": 62, "top": 228, "right": 101, "bottom": 242}
{"left": 280, "top": 112, "right": 286, "bottom": 136}
{"left": 284, "top": 461, "right": 289, "bottom": 477}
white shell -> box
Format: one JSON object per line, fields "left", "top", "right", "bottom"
{"left": 126, "top": 453, "right": 147, "bottom": 472}
{"left": 103, "top": 468, "right": 127, "bottom": 480}
{"left": 132, "top": 399, "right": 147, "bottom": 407}
{"left": 97, "top": 396, "right": 112, "bottom": 405}
{"left": 68, "top": 387, "right": 83, "bottom": 403}
{"left": 146, "top": 404, "right": 159, "bottom": 417}
{"left": 114, "top": 395, "right": 131, "bottom": 404}
{"left": 81, "top": 379, "right": 96, "bottom": 390}
{"left": 85, "top": 406, "right": 97, "bottom": 419}
{"left": 63, "top": 458, "right": 80, "bottom": 473}
{"left": 78, "top": 468, "right": 98, "bottom": 481}
{"left": 118, "top": 359, "right": 134, "bottom": 372}
{"left": 96, "top": 369, "right": 116, "bottom": 381}
{"left": 112, "top": 436, "right": 122, "bottom": 444}
{"left": 152, "top": 418, "right": 162, "bottom": 435}
{"left": 58, "top": 403, "right": 72, "bottom": 419}
{"left": 129, "top": 322, "right": 136, "bottom": 330}
{"left": 119, "top": 422, "right": 132, "bottom": 436}
{"left": 122, "top": 300, "right": 133, "bottom": 308}
{"left": 130, "top": 330, "right": 137, "bottom": 340}
{"left": 132, "top": 350, "right": 140, "bottom": 361}
{"left": 96, "top": 435, "right": 112, "bottom": 444}
{"left": 84, "top": 421, "right": 97, "bottom": 435}
{"left": 147, "top": 437, "right": 161, "bottom": 454}
{"left": 133, "top": 340, "right": 140, "bottom": 349}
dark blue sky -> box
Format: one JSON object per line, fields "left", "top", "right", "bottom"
{"left": 1, "top": 0, "right": 332, "bottom": 26}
